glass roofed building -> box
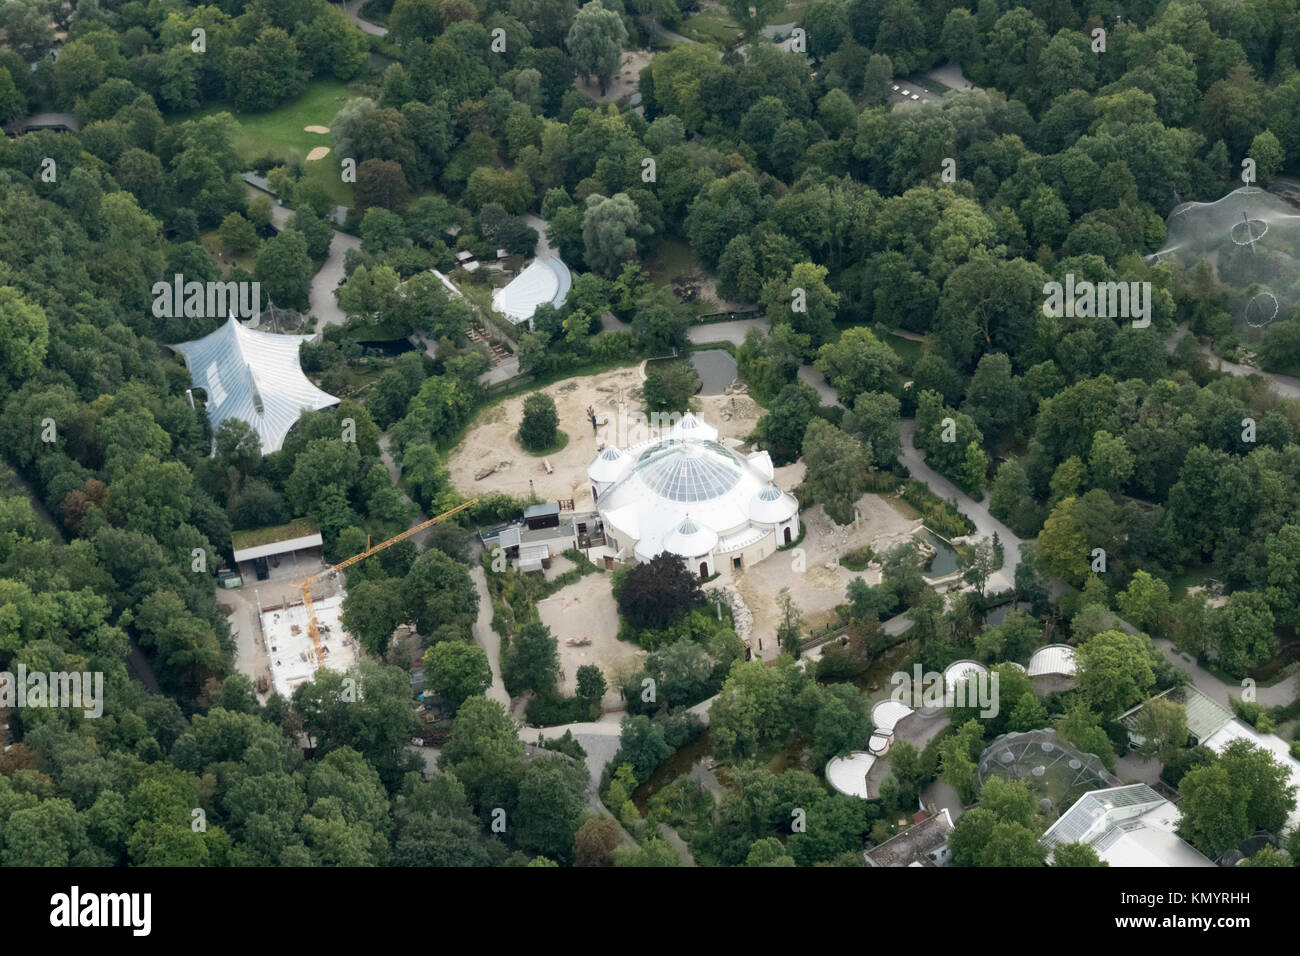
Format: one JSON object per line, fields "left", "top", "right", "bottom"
{"left": 173, "top": 316, "right": 339, "bottom": 454}
{"left": 586, "top": 414, "right": 799, "bottom": 577}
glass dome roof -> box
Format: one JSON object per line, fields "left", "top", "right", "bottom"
{"left": 631, "top": 440, "right": 744, "bottom": 503}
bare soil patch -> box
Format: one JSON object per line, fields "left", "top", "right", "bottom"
{"left": 575, "top": 50, "right": 653, "bottom": 104}
{"left": 728, "top": 492, "right": 923, "bottom": 659}
{"left": 537, "top": 573, "right": 644, "bottom": 708}
{"left": 447, "top": 364, "right": 766, "bottom": 504}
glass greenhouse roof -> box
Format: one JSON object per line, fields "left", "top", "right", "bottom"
{"left": 633, "top": 440, "right": 744, "bottom": 503}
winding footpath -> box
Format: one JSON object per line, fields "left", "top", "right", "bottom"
{"left": 267, "top": 202, "right": 358, "bottom": 329}
{"left": 1165, "top": 324, "right": 1300, "bottom": 399}
{"left": 898, "top": 419, "right": 1023, "bottom": 589}
{"left": 341, "top": 0, "right": 388, "bottom": 36}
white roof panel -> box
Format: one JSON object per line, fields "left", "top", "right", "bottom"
{"left": 492, "top": 257, "right": 571, "bottom": 324}
{"left": 174, "top": 317, "right": 338, "bottom": 454}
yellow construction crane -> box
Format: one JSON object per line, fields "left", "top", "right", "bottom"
{"left": 298, "top": 498, "right": 478, "bottom": 670}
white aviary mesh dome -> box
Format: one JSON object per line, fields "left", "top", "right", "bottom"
{"left": 1149, "top": 187, "right": 1300, "bottom": 329}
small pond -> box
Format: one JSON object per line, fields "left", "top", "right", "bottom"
{"left": 921, "top": 529, "right": 960, "bottom": 579}
{"left": 646, "top": 349, "right": 738, "bottom": 395}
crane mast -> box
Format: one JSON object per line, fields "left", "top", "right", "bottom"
{"left": 298, "top": 498, "right": 478, "bottom": 671}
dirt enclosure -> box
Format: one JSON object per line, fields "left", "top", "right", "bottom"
{"left": 447, "top": 365, "right": 765, "bottom": 505}
{"left": 536, "top": 572, "right": 644, "bottom": 709}
{"left": 730, "top": 492, "right": 924, "bottom": 659}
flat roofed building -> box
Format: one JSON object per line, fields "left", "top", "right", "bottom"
{"left": 864, "top": 809, "right": 955, "bottom": 867}
{"left": 1203, "top": 718, "right": 1300, "bottom": 831}
{"left": 826, "top": 752, "right": 876, "bottom": 799}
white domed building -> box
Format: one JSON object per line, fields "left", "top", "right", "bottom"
{"left": 586, "top": 414, "right": 799, "bottom": 577}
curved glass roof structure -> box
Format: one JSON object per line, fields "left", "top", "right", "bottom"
{"left": 633, "top": 440, "right": 745, "bottom": 503}
{"left": 492, "top": 257, "right": 571, "bottom": 325}
{"left": 590, "top": 423, "right": 799, "bottom": 561}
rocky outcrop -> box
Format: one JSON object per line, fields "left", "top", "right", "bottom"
{"left": 704, "top": 584, "right": 753, "bottom": 646}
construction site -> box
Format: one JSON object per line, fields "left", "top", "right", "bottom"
{"left": 259, "top": 592, "right": 357, "bottom": 699}
{"left": 220, "top": 501, "right": 477, "bottom": 702}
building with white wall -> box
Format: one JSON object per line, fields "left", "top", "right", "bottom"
{"left": 586, "top": 414, "right": 799, "bottom": 576}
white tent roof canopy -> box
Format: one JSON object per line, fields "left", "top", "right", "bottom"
{"left": 173, "top": 316, "right": 339, "bottom": 454}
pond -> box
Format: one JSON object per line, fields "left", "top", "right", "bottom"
{"left": 631, "top": 729, "right": 722, "bottom": 814}
{"left": 921, "top": 529, "right": 960, "bottom": 579}
{"left": 983, "top": 600, "right": 1029, "bottom": 629}
{"left": 646, "top": 349, "right": 738, "bottom": 395}
{"left": 356, "top": 337, "right": 419, "bottom": 356}
{"left": 851, "top": 640, "right": 914, "bottom": 703}
{"left": 688, "top": 349, "right": 737, "bottom": 394}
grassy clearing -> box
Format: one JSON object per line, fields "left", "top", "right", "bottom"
{"left": 644, "top": 237, "right": 701, "bottom": 282}
{"left": 200, "top": 229, "right": 255, "bottom": 275}
{"left": 682, "top": 1, "right": 808, "bottom": 44}
{"left": 169, "top": 81, "right": 357, "bottom": 208}
{"left": 682, "top": 9, "right": 739, "bottom": 45}
{"left": 885, "top": 332, "right": 924, "bottom": 370}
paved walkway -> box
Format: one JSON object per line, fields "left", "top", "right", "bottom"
{"left": 797, "top": 363, "right": 842, "bottom": 407}
{"left": 640, "top": 14, "right": 694, "bottom": 45}
{"left": 925, "top": 63, "right": 979, "bottom": 93}
{"left": 685, "top": 316, "right": 842, "bottom": 404}
{"left": 342, "top": 0, "right": 388, "bottom": 36}
{"left": 269, "top": 203, "right": 358, "bottom": 329}
{"left": 469, "top": 566, "right": 511, "bottom": 708}
{"left": 1152, "top": 638, "right": 1298, "bottom": 709}
{"left": 686, "top": 316, "right": 766, "bottom": 347}
{"left": 1165, "top": 325, "right": 1300, "bottom": 399}
{"left": 898, "top": 419, "right": 1024, "bottom": 584}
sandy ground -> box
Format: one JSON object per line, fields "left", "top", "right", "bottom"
{"left": 306, "top": 146, "right": 331, "bottom": 161}
{"left": 448, "top": 365, "right": 766, "bottom": 505}
{"left": 220, "top": 552, "right": 337, "bottom": 702}
{"left": 724, "top": 491, "right": 923, "bottom": 659}
{"left": 576, "top": 50, "right": 652, "bottom": 103}
{"left": 537, "top": 571, "right": 644, "bottom": 709}
{"left": 304, "top": 125, "right": 330, "bottom": 134}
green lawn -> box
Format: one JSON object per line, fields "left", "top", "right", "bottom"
{"left": 200, "top": 228, "right": 255, "bottom": 275}
{"left": 681, "top": 2, "right": 809, "bottom": 45}
{"left": 682, "top": 9, "right": 741, "bottom": 45}
{"left": 885, "top": 332, "right": 924, "bottom": 370}
{"left": 169, "top": 80, "right": 357, "bottom": 208}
